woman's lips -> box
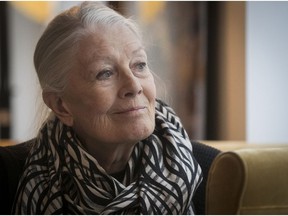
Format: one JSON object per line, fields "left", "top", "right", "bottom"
{"left": 114, "top": 106, "right": 146, "bottom": 115}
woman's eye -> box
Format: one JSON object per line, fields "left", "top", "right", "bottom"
{"left": 135, "top": 62, "right": 147, "bottom": 72}
{"left": 96, "top": 70, "right": 113, "bottom": 80}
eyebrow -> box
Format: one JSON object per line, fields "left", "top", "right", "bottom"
{"left": 131, "top": 46, "right": 145, "bottom": 55}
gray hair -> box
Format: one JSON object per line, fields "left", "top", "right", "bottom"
{"left": 34, "top": 1, "right": 142, "bottom": 94}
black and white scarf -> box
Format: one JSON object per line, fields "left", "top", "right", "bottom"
{"left": 13, "top": 100, "right": 202, "bottom": 214}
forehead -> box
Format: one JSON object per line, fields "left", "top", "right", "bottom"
{"left": 77, "top": 25, "right": 144, "bottom": 64}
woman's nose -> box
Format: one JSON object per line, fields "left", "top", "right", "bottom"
{"left": 119, "top": 72, "right": 143, "bottom": 98}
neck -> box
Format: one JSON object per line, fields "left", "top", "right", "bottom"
{"left": 83, "top": 141, "right": 135, "bottom": 174}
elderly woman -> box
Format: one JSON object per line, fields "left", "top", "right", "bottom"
{"left": 12, "top": 2, "right": 202, "bottom": 214}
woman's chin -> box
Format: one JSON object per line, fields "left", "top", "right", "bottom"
{"left": 121, "top": 121, "right": 155, "bottom": 143}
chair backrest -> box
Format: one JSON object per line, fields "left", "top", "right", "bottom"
{"left": 0, "top": 140, "right": 220, "bottom": 214}
{"left": 0, "top": 140, "right": 32, "bottom": 214}
{"left": 191, "top": 141, "right": 221, "bottom": 214}
{"left": 206, "top": 147, "right": 288, "bottom": 214}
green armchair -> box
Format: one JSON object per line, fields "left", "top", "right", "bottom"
{"left": 206, "top": 146, "right": 288, "bottom": 214}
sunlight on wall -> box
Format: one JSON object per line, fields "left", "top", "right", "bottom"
{"left": 138, "top": 2, "right": 165, "bottom": 25}
{"left": 9, "top": 1, "right": 55, "bottom": 24}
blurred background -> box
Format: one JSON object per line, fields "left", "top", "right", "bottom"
{"left": 0, "top": 1, "right": 287, "bottom": 145}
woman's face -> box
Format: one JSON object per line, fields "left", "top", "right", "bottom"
{"left": 61, "top": 25, "right": 156, "bottom": 148}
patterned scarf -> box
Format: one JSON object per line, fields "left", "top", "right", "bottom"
{"left": 13, "top": 100, "right": 202, "bottom": 214}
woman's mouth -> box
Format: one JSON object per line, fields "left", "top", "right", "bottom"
{"left": 114, "top": 106, "right": 147, "bottom": 115}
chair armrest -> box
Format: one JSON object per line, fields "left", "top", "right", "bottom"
{"left": 206, "top": 147, "right": 288, "bottom": 214}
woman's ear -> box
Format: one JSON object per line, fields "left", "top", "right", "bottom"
{"left": 42, "top": 92, "right": 73, "bottom": 126}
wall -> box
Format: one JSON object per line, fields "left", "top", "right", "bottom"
{"left": 8, "top": 5, "right": 43, "bottom": 141}
{"left": 246, "top": 2, "right": 288, "bottom": 144}
{"left": 210, "top": 2, "right": 246, "bottom": 140}
{"left": 8, "top": 2, "right": 80, "bottom": 142}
